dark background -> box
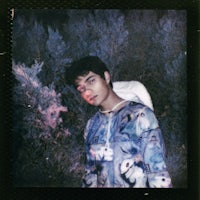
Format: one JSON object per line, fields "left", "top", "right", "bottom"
{"left": 0, "top": 0, "right": 199, "bottom": 200}
{"left": 12, "top": 9, "right": 187, "bottom": 187}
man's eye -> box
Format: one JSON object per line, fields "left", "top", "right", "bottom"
{"left": 89, "top": 78, "right": 95, "bottom": 84}
{"left": 77, "top": 86, "right": 85, "bottom": 93}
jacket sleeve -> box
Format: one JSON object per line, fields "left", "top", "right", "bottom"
{"left": 82, "top": 119, "right": 98, "bottom": 188}
{"left": 139, "top": 106, "right": 173, "bottom": 188}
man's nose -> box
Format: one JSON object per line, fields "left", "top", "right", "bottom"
{"left": 84, "top": 88, "right": 92, "bottom": 96}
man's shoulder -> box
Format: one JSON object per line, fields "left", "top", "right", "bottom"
{"left": 84, "top": 112, "right": 102, "bottom": 139}
{"left": 90, "top": 111, "right": 100, "bottom": 120}
{"left": 128, "top": 101, "right": 142, "bottom": 107}
{"left": 86, "top": 111, "right": 100, "bottom": 126}
{"left": 126, "top": 101, "right": 150, "bottom": 110}
{"left": 123, "top": 101, "right": 155, "bottom": 116}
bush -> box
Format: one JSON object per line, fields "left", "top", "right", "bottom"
{"left": 12, "top": 61, "right": 85, "bottom": 187}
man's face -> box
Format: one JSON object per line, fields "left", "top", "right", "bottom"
{"left": 75, "top": 71, "right": 110, "bottom": 106}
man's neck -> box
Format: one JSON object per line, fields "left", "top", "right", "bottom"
{"left": 99, "top": 91, "right": 125, "bottom": 113}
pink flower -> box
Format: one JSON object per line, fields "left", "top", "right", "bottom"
{"left": 38, "top": 104, "right": 68, "bottom": 129}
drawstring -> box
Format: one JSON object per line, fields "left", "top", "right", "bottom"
{"left": 99, "top": 99, "right": 128, "bottom": 114}
{"left": 105, "top": 112, "right": 112, "bottom": 148}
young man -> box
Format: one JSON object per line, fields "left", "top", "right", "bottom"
{"left": 67, "top": 56, "right": 172, "bottom": 188}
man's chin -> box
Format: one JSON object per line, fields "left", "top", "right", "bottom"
{"left": 89, "top": 101, "right": 100, "bottom": 107}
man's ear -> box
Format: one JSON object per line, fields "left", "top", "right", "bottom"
{"left": 104, "top": 71, "right": 111, "bottom": 85}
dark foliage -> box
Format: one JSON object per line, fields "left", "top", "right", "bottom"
{"left": 12, "top": 9, "right": 187, "bottom": 187}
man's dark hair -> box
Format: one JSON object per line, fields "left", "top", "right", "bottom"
{"left": 66, "top": 56, "right": 112, "bottom": 87}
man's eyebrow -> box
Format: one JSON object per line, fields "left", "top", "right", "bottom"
{"left": 85, "top": 75, "right": 96, "bottom": 83}
{"left": 74, "top": 75, "right": 95, "bottom": 88}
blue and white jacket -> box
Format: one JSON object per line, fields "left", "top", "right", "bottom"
{"left": 82, "top": 101, "right": 172, "bottom": 188}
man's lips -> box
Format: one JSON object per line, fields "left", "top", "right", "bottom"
{"left": 89, "top": 95, "right": 97, "bottom": 101}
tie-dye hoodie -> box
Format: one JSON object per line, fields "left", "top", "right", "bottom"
{"left": 82, "top": 101, "right": 172, "bottom": 188}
